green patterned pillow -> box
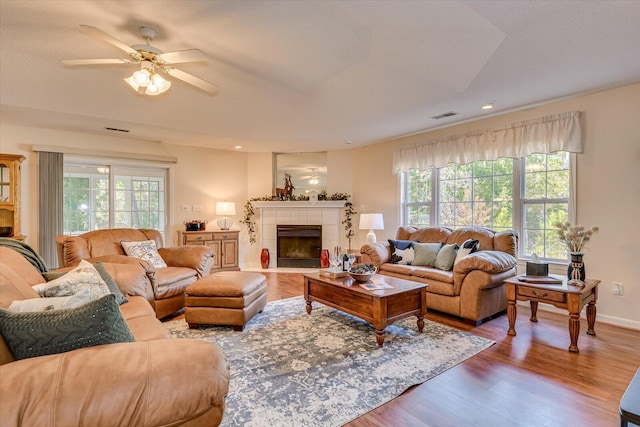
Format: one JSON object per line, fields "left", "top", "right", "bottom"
{"left": 0, "top": 294, "right": 135, "bottom": 360}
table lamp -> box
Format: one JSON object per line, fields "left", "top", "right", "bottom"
{"left": 216, "top": 201, "right": 236, "bottom": 230}
{"left": 359, "top": 213, "right": 384, "bottom": 244}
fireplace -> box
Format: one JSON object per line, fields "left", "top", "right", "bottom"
{"left": 277, "top": 225, "right": 322, "bottom": 268}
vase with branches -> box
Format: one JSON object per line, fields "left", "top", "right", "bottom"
{"left": 342, "top": 201, "right": 357, "bottom": 250}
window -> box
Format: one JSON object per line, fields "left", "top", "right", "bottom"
{"left": 521, "top": 152, "right": 571, "bottom": 260}
{"left": 63, "top": 160, "right": 168, "bottom": 238}
{"left": 401, "top": 152, "right": 573, "bottom": 261}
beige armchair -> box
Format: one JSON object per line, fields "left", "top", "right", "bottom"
{"left": 57, "top": 228, "right": 214, "bottom": 318}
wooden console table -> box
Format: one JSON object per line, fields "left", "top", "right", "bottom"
{"left": 177, "top": 230, "right": 240, "bottom": 273}
{"left": 505, "top": 275, "right": 600, "bottom": 353}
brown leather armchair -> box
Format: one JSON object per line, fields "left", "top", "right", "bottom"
{"left": 57, "top": 228, "right": 214, "bottom": 318}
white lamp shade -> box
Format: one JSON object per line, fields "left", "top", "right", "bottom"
{"left": 216, "top": 201, "right": 236, "bottom": 216}
{"left": 359, "top": 213, "right": 384, "bottom": 230}
{"left": 359, "top": 213, "right": 384, "bottom": 244}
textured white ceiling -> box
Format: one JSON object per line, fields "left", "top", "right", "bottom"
{"left": 1, "top": 0, "right": 639, "bottom": 152}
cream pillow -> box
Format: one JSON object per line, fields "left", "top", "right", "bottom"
{"left": 32, "top": 260, "right": 111, "bottom": 299}
{"left": 8, "top": 288, "right": 94, "bottom": 312}
{"left": 121, "top": 240, "right": 167, "bottom": 268}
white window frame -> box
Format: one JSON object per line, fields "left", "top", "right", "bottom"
{"left": 400, "top": 153, "right": 575, "bottom": 262}
{"left": 63, "top": 156, "right": 171, "bottom": 239}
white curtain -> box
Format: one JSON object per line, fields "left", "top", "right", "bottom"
{"left": 393, "top": 111, "right": 583, "bottom": 173}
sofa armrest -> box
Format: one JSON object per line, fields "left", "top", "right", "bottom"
{"left": 454, "top": 250, "right": 517, "bottom": 275}
{"left": 0, "top": 339, "right": 229, "bottom": 427}
{"left": 158, "top": 246, "right": 214, "bottom": 277}
{"left": 359, "top": 242, "right": 392, "bottom": 268}
{"left": 99, "top": 262, "right": 154, "bottom": 302}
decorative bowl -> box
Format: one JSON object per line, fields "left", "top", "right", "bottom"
{"left": 0, "top": 226, "right": 13, "bottom": 237}
{"left": 348, "top": 271, "right": 375, "bottom": 282}
{"left": 348, "top": 263, "right": 377, "bottom": 282}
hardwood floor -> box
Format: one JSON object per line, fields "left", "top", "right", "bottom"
{"left": 174, "top": 272, "right": 640, "bottom": 426}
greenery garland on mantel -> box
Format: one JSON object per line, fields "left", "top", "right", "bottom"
{"left": 241, "top": 191, "right": 356, "bottom": 246}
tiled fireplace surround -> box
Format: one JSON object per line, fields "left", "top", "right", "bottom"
{"left": 252, "top": 201, "right": 346, "bottom": 268}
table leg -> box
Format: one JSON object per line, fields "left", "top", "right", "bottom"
{"left": 416, "top": 315, "right": 425, "bottom": 333}
{"left": 586, "top": 301, "right": 596, "bottom": 335}
{"left": 375, "top": 329, "right": 385, "bottom": 347}
{"left": 530, "top": 301, "right": 538, "bottom": 322}
{"left": 305, "top": 300, "right": 312, "bottom": 314}
{"left": 568, "top": 312, "right": 581, "bottom": 353}
{"left": 507, "top": 298, "right": 517, "bottom": 336}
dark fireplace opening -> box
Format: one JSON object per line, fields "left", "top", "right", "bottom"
{"left": 277, "top": 225, "right": 322, "bottom": 268}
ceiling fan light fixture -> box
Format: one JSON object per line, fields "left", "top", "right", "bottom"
{"left": 151, "top": 73, "right": 171, "bottom": 93}
{"left": 124, "top": 75, "right": 141, "bottom": 92}
{"left": 132, "top": 69, "right": 151, "bottom": 87}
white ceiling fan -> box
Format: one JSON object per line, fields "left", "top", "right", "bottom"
{"left": 62, "top": 25, "right": 218, "bottom": 96}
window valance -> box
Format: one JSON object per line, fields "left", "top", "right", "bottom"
{"left": 393, "top": 111, "right": 582, "bottom": 173}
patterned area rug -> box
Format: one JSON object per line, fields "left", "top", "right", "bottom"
{"left": 164, "top": 296, "right": 494, "bottom": 427}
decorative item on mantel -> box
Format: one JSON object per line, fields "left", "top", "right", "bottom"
{"left": 216, "top": 201, "right": 236, "bottom": 230}
{"left": 555, "top": 222, "right": 599, "bottom": 287}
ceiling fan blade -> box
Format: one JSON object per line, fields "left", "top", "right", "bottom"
{"left": 62, "top": 58, "right": 132, "bottom": 65}
{"left": 165, "top": 68, "right": 218, "bottom": 94}
{"left": 156, "top": 49, "right": 207, "bottom": 64}
{"left": 79, "top": 25, "right": 140, "bottom": 57}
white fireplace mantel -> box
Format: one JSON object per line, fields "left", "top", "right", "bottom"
{"left": 252, "top": 201, "right": 347, "bottom": 209}
{"left": 253, "top": 200, "right": 347, "bottom": 268}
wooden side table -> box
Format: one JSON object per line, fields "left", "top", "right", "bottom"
{"left": 504, "top": 275, "right": 600, "bottom": 353}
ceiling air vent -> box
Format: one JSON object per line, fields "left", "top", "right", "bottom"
{"left": 431, "top": 111, "right": 458, "bottom": 120}
{"left": 104, "top": 127, "right": 130, "bottom": 133}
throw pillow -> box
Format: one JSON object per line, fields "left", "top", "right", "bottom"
{"left": 0, "top": 294, "right": 135, "bottom": 360}
{"left": 93, "top": 262, "right": 128, "bottom": 305}
{"left": 435, "top": 243, "right": 460, "bottom": 271}
{"left": 42, "top": 262, "right": 128, "bottom": 305}
{"left": 412, "top": 242, "right": 443, "bottom": 267}
{"left": 7, "top": 288, "right": 94, "bottom": 312}
{"left": 32, "top": 260, "right": 111, "bottom": 300}
{"left": 121, "top": 240, "right": 167, "bottom": 269}
{"left": 393, "top": 247, "right": 415, "bottom": 265}
{"left": 454, "top": 239, "right": 481, "bottom": 265}
{"left": 389, "top": 239, "right": 415, "bottom": 264}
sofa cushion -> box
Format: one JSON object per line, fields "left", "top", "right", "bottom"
{"left": 435, "top": 243, "right": 460, "bottom": 271}
{"left": 121, "top": 240, "right": 167, "bottom": 269}
{"left": 446, "top": 227, "right": 495, "bottom": 251}
{"left": 32, "top": 260, "right": 111, "bottom": 300}
{"left": 397, "top": 226, "right": 451, "bottom": 243}
{"left": 412, "top": 242, "right": 442, "bottom": 267}
{"left": 0, "top": 294, "right": 135, "bottom": 360}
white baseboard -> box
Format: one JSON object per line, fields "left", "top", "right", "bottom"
{"left": 516, "top": 301, "right": 640, "bottom": 331}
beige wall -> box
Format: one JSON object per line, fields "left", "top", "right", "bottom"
{"left": 350, "top": 83, "right": 640, "bottom": 327}
{"left": 1, "top": 83, "right": 637, "bottom": 326}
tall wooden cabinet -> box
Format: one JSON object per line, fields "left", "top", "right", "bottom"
{"left": 177, "top": 230, "right": 240, "bottom": 273}
{"left": 0, "top": 154, "right": 26, "bottom": 241}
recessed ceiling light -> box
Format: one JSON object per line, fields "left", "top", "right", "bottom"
{"left": 481, "top": 102, "right": 495, "bottom": 110}
{"left": 234, "top": 145, "right": 242, "bottom": 149}
{"left": 345, "top": 140, "right": 352, "bottom": 145}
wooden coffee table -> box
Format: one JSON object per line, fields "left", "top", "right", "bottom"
{"left": 303, "top": 272, "right": 428, "bottom": 347}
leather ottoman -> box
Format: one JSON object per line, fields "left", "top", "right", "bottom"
{"left": 185, "top": 271, "right": 267, "bottom": 331}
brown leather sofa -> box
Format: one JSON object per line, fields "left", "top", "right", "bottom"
{"left": 360, "top": 226, "right": 518, "bottom": 324}
{"left": 57, "top": 228, "right": 214, "bottom": 319}
{"left": 0, "top": 246, "right": 229, "bottom": 426}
